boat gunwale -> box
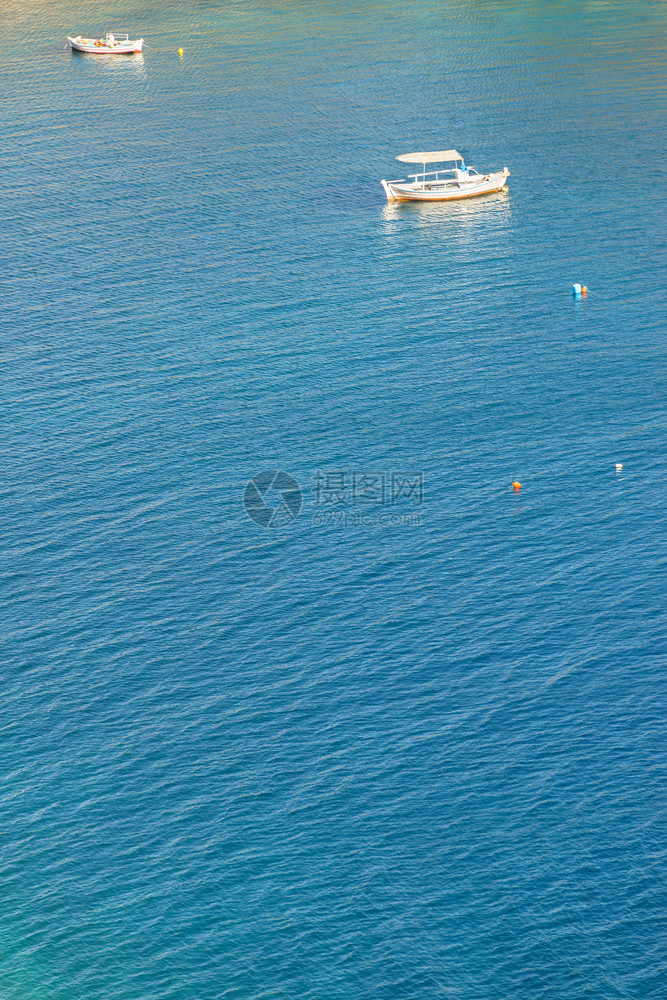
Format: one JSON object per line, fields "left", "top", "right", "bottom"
{"left": 381, "top": 167, "right": 509, "bottom": 202}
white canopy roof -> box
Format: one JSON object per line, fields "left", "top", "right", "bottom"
{"left": 395, "top": 149, "right": 462, "bottom": 164}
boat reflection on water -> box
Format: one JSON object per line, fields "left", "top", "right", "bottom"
{"left": 379, "top": 189, "right": 513, "bottom": 269}
{"left": 74, "top": 51, "right": 147, "bottom": 79}
{"left": 380, "top": 186, "right": 512, "bottom": 231}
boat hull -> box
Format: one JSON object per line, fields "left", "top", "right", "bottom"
{"left": 68, "top": 36, "right": 143, "bottom": 54}
{"left": 382, "top": 169, "right": 509, "bottom": 203}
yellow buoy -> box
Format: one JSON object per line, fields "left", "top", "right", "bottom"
{"left": 512, "top": 481, "right": 522, "bottom": 491}
{"left": 178, "top": 47, "right": 184, "bottom": 55}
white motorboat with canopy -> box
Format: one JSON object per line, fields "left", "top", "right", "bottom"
{"left": 68, "top": 32, "right": 143, "bottom": 54}
{"left": 381, "top": 149, "right": 509, "bottom": 202}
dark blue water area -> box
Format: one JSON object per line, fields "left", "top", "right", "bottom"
{"left": 0, "top": 2, "right": 665, "bottom": 999}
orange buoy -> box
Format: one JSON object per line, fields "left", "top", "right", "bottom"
{"left": 581, "top": 285, "right": 588, "bottom": 296}
{"left": 512, "top": 481, "right": 522, "bottom": 491}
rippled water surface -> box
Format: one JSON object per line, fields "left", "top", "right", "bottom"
{"left": 1, "top": 2, "right": 665, "bottom": 998}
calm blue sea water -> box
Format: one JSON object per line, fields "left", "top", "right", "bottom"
{"left": 0, "top": 2, "right": 665, "bottom": 998}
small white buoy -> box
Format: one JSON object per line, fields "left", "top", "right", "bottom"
{"left": 615, "top": 463, "right": 623, "bottom": 471}
{"left": 573, "top": 283, "right": 582, "bottom": 297}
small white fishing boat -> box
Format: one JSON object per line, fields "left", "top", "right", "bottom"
{"left": 68, "top": 32, "right": 144, "bottom": 55}
{"left": 382, "top": 149, "right": 509, "bottom": 202}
